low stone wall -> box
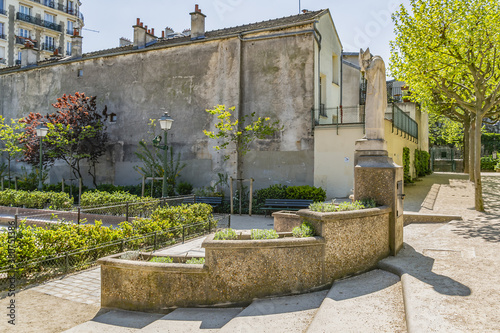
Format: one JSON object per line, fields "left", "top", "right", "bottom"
{"left": 298, "top": 206, "right": 391, "bottom": 281}
{"left": 272, "top": 210, "right": 302, "bottom": 232}
{"left": 99, "top": 206, "right": 392, "bottom": 312}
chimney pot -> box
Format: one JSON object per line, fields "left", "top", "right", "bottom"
{"left": 151, "top": 28, "right": 155, "bottom": 35}
{"left": 162, "top": 31, "right": 165, "bottom": 38}
{"left": 140, "top": 22, "right": 143, "bottom": 27}
{"left": 137, "top": 18, "right": 140, "bottom": 25}
{"left": 195, "top": 4, "right": 199, "bottom": 12}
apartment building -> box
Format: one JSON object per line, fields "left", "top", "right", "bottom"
{"left": 0, "top": 0, "right": 83, "bottom": 67}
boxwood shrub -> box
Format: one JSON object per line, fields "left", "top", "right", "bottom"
{"left": 0, "top": 189, "right": 73, "bottom": 209}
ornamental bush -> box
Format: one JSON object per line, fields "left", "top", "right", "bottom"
{"left": 0, "top": 189, "right": 73, "bottom": 209}
{"left": 80, "top": 190, "right": 154, "bottom": 207}
{"left": 251, "top": 229, "right": 279, "bottom": 240}
{"left": 480, "top": 155, "right": 498, "bottom": 171}
{"left": 286, "top": 185, "right": 326, "bottom": 202}
{"left": 292, "top": 222, "right": 315, "bottom": 238}
{"left": 213, "top": 228, "right": 238, "bottom": 240}
{"left": 309, "top": 200, "right": 375, "bottom": 213}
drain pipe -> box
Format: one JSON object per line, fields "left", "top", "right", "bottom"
{"left": 340, "top": 49, "right": 343, "bottom": 108}
{"left": 313, "top": 20, "right": 322, "bottom": 130}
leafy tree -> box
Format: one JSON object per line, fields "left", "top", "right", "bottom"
{"left": 390, "top": 0, "right": 500, "bottom": 211}
{"left": 203, "top": 105, "right": 283, "bottom": 162}
{"left": 20, "top": 93, "right": 108, "bottom": 187}
{"left": 0, "top": 116, "right": 26, "bottom": 183}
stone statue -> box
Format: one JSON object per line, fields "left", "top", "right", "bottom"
{"left": 359, "top": 48, "right": 387, "bottom": 141}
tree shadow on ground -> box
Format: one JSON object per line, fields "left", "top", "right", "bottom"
{"left": 452, "top": 214, "right": 500, "bottom": 243}
{"left": 380, "top": 244, "right": 471, "bottom": 297}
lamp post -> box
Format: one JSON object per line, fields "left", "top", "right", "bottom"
{"left": 35, "top": 123, "right": 49, "bottom": 190}
{"left": 158, "top": 112, "right": 174, "bottom": 197}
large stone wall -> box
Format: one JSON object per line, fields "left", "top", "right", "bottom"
{"left": 0, "top": 27, "right": 316, "bottom": 190}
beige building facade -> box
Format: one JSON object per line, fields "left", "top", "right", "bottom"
{"left": 0, "top": 0, "right": 83, "bottom": 68}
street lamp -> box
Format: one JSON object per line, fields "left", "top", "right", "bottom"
{"left": 155, "top": 112, "right": 174, "bottom": 197}
{"left": 35, "top": 123, "right": 49, "bottom": 190}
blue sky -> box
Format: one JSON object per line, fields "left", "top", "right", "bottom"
{"left": 81, "top": 0, "right": 410, "bottom": 71}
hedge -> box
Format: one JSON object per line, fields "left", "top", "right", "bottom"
{"left": 0, "top": 203, "right": 213, "bottom": 266}
{"left": 0, "top": 189, "right": 73, "bottom": 209}
{"left": 80, "top": 190, "right": 155, "bottom": 207}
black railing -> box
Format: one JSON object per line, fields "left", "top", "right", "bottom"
{"left": 0, "top": 34, "right": 6, "bottom": 40}
{"left": 15, "top": 36, "right": 39, "bottom": 48}
{"left": 29, "top": 0, "right": 84, "bottom": 22}
{"left": 15, "top": 60, "right": 21, "bottom": 65}
{"left": 313, "top": 106, "right": 365, "bottom": 127}
{"left": 391, "top": 103, "right": 418, "bottom": 141}
{"left": 0, "top": 59, "right": 6, "bottom": 64}
{"left": 16, "top": 12, "right": 62, "bottom": 32}
{"left": 0, "top": 8, "right": 7, "bottom": 16}
{"left": 41, "top": 43, "right": 56, "bottom": 52}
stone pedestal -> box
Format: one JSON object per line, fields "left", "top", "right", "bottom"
{"left": 354, "top": 140, "right": 404, "bottom": 256}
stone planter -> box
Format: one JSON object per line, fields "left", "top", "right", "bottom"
{"left": 98, "top": 206, "right": 393, "bottom": 312}
{"left": 272, "top": 210, "right": 302, "bottom": 232}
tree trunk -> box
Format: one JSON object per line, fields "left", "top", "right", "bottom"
{"left": 463, "top": 113, "right": 470, "bottom": 174}
{"left": 469, "top": 119, "right": 475, "bottom": 182}
{"left": 474, "top": 114, "right": 484, "bottom": 211}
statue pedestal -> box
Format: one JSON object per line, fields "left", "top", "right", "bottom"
{"left": 354, "top": 139, "right": 404, "bottom": 255}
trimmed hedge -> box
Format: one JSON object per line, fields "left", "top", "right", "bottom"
{"left": 0, "top": 189, "right": 73, "bottom": 209}
{"left": 80, "top": 190, "right": 155, "bottom": 207}
{"left": 481, "top": 155, "right": 498, "bottom": 171}
{"left": 0, "top": 203, "right": 213, "bottom": 267}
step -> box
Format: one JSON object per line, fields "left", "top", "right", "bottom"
{"left": 220, "top": 290, "right": 328, "bottom": 333}
{"left": 140, "top": 308, "right": 243, "bottom": 332}
{"left": 63, "top": 310, "right": 164, "bottom": 332}
{"left": 306, "top": 269, "right": 406, "bottom": 333}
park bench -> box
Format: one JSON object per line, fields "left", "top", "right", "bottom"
{"left": 261, "top": 199, "right": 313, "bottom": 217}
{"left": 183, "top": 196, "right": 223, "bottom": 208}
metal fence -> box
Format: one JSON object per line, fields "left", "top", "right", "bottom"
{"left": 313, "top": 105, "right": 365, "bottom": 127}
{"left": 390, "top": 104, "right": 419, "bottom": 142}
{"left": 0, "top": 214, "right": 229, "bottom": 290}
{"left": 14, "top": 195, "right": 195, "bottom": 227}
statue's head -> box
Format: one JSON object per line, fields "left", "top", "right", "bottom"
{"left": 359, "top": 48, "right": 371, "bottom": 74}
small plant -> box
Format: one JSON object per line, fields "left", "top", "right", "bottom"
{"left": 214, "top": 228, "right": 238, "bottom": 240}
{"left": 309, "top": 200, "right": 375, "bottom": 212}
{"left": 177, "top": 181, "right": 193, "bottom": 195}
{"left": 251, "top": 229, "right": 279, "bottom": 240}
{"left": 185, "top": 257, "right": 205, "bottom": 264}
{"left": 292, "top": 222, "right": 315, "bottom": 238}
{"left": 149, "top": 256, "right": 173, "bottom": 263}
{"left": 360, "top": 198, "right": 377, "bottom": 208}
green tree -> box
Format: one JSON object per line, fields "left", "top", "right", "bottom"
{"left": 390, "top": 0, "right": 500, "bottom": 211}
{"left": 203, "top": 105, "right": 283, "bottom": 162}
{"left": 0, "top": 116, "right": 26, "bottom": 184}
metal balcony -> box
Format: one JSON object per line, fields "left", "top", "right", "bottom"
{"left": 0, "top": 34, "right": 6, "bottom": 40}
{"left": 0, "top": 8, "right": 7, "bottom": 16}
{"left": 15, "top": 36, "right": 39, "bottom": 48}
{"left": 28, "top": 0, "right": 84, "bottom": 23}
{"left": 16, "top": 12, "right": 62, "bottom": 32}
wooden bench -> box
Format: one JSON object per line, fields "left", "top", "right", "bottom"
{"left": 261, "top": 199, "right": 313, "bottom": 217}
{"left": 183, "top": 196, "right": 223, "bottom": 208}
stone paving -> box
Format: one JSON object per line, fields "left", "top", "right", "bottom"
{"left": 31, "top": 266, "right": 101, "bottom": 305}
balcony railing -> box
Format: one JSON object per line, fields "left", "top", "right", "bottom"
{"left": 15, "top": 36, "right": 39, "bottom": 48}
{"left": 16, "top": 12, "right": 62, "bottom": 32}
{"left": 41, "top": 43, "right": 60, "bottom": 52}
{"left": 29, "top": 0, "right": 84, "bottom": 22}
{"left": 0, "top": 8, "right": 7, "bottom": 16}
{"left": 0, "top": 59, "right": 6, "bottom": 64}
{"left": 0, "top": 34, "right": 6, "bottom": 40}
{"left": 15, "top": 60, "right": 21, "bottom": 65}
{"left": 389, "top": 103, "right": 418, "bottom": 141}
{"left": 313, "top": 105, "right": 366, "bottom": 127}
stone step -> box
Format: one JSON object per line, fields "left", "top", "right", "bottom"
{"left": 63, "top": 310, "right": 164, "bottom": 332}
{"left": 140, "top": 308, "right": 243, "bottom": 332}
{"left": 306, "top": 269, "right": 407, "bottom": 333}
{"left": 219, "top": 290, "right": 328, "bottom": 333}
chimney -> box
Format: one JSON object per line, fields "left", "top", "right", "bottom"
{"left": 21, "top": 42, "right": 38, "bottom": 68}
{"left": 165, "top": 27, "right": 174, "bottom": 37}
{"left": 71, "top": 28, "right": 83, "bottom": 58}
{"left": 190, "top": 4, "right": 206, "bottom": 40}
{"left": 133, "top": 18, "right": 147, "bottom": 49}
{"left": 119, "top": 37, "right": 132, "bottom": 47}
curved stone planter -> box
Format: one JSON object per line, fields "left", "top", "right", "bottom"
{"left": 98, "top": 206, "right": 392, "bottom": 312}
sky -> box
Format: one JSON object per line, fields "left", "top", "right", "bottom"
{"left": 80, "top": 0, "right": 411, "bottom": 72}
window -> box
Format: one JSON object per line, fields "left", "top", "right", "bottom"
{"left": 0, "top": 22, "right": 4, "bottom": 38}
{"left": 77, "top": 69, "right": 83, "bottom": 77}
{"left": 332, "top": 53, "right": 340, "bottom": 85}
{"left": 19, "top": 5, "right": 31, "bottom": 16}
{"left": 19, "top": 28, "right": 30, "bottom": 38}
{"left": 43, "top": 0, "right": 55, "bottom": 8}
{"left": 18, "top": 52, "right": 22, "bottom": 61}
{"left": 67, "top": 20, "right": 74, "bottom": 34}
{"left": 44, "top": 36, "right": 55, "bottom": 50}
{"left": 0, "top": 46, "right": 5, "bottom": 60}
{"left": 44, "top": 13, "right": 55, "bottom": 23}
{"left": 67, "top": 0, "right": 74, "bottom": 14}
{"left": 66, "top": 41, "right": 72, "bottom": 55}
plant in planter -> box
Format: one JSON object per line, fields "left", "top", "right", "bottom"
{"left": 214, "top": 228, "right": 238, "bottom": 240}
{"left": 251, "top": 229, "right": 279, "bottom": 240}
{"left": 150, "top": 256, "right": 173, "bottom": 263}
{"left": 309, "top": 199, "right": 377, "bottom": 213}
{"left": 185, "top": 257, "right": 205, "bottom": 264}
{"left": 292, "top": 222, "right": 315, "bottom": 238}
